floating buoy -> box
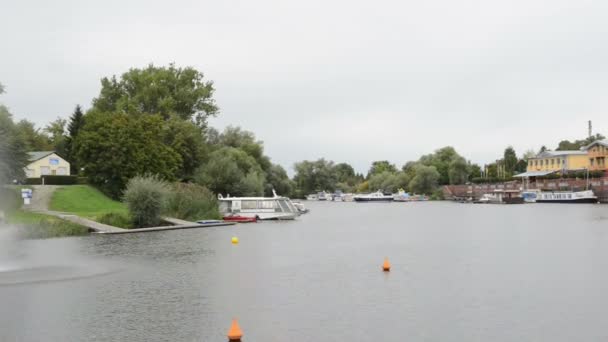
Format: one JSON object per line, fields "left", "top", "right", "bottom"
{"left": 382, "top": 257, "right": 391, "bottom": 272}
{"left": 227, "top": 318, "right": 243, "bottom": 341}
{"left": 231, "top": 236, "right": 239, "bottom": 244}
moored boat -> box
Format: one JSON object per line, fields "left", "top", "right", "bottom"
{"left": 218, "top": 191, "right": 299, "bottom": 220}
{"left": 222, "top": 215, "right": 258, "bottom": 223}
{"left": 474, "top": 190, "right": 524, "bottom": 204}
{"left": 536, "top": 190, "right": 598, "bottom": 203}
{"left": 354, "top": 190, "right": 394, "bottom": 202}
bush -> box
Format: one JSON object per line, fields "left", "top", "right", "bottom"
{"left": 76, "top": 177, "right": 88, "bottom": 184}
{"left": 41, "top": 175, "right": 78, "bottom": 185}
{"left": 98, "top": 212, "right": 133, "bottom": 229}
{"left": 164, "top": 183, "right": 221, "bottom": 221}
{"left": 25, "top": 178, "right": 42, "bottom": 185}
{"left": 123, "top": 175, "right": 170, "bottom": 228}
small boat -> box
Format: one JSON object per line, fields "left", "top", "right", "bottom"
{"left": 536, "top": 190, "right": 598, "bottom": 203}
{"left": 317, "top": 191, "right": 329, "bottom": 201}
{"left": 222, "top": 215, "right": 258, "bottom": 223}
{"left": 292, "top": 201, "right": 309, "bottom": 214}
{"left": 342, "top": 193, "right": 355, "bottom": 202}
{"left": 306, "top": 194, "right": 318, "bottom": 201}
{"left": 521, "top": 189, "right": 541, "bottom": 203}
{"left": 218, "top": 190, "right": 299, "bottom": 220}
{"left": 474, "top": 190, "right": 524, "bottom": 204}
{"left": 393, "top": 189, "right": 410, "bottom": 202}
{"left": 354, "top": 190, "right": 394, "bottom": 202}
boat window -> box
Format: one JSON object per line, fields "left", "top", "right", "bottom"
{"left": 277, "top": 200, "right": 291, "bottom": 212}
{"left": 241, "top": 200, "right": 258, "bottom": 210}
{"left": 259, "top": 201, "right": 275, "bottom": 209}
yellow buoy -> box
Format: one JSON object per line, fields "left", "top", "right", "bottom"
{"left": 231, "top": 236, "right": 239, "bottom": 244}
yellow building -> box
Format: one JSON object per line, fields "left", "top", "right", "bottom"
{"left": 583, "top": 139, "right": 608, "bottom": 171}
{"left": 25, "top": 151, "right": 70, "bottom": 178}
{"left": 526, "top": 150, "right": 589, "bottom": 173}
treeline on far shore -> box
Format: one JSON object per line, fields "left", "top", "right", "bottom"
{"left": 1, "top": 63, "right": 606, "bottom": 205}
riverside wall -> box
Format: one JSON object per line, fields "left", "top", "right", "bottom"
{"left": 443, "top": 177, "right": 608, "bottom": 203}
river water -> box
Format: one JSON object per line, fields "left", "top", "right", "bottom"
{"left": 1, "top": 201, "right": 608, "bottom": 341}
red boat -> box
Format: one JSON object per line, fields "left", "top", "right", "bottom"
{"left": 222, "top": 215, "right": 257, "bottom": 223}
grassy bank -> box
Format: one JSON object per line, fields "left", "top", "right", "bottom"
{"left": 50, "top": 185, "right": 128, "bottom": 218}
{"left": 1, "top": 187, "right": 89, "bottom": 239}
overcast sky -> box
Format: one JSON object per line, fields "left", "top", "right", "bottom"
{"left": 2, "top": 0, "right": 608, "bottom": 174}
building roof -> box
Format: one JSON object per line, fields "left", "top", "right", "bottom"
{"left": 27, "top": 151, "right": 56, "bottom": 162}
{"left": 532, "top": 150, "right": 587, "bottom": 159}
{"left": 582, "top": 139, "right": 608, "bottom": 150}
{"left": 513, "top": 170, "right": 557, "bottom": 178}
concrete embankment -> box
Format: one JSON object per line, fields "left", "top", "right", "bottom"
{"left": 444, "top": 177, "right": 608, "bottom": 203}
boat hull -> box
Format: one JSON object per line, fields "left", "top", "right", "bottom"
{"left": 354, "top": 198, "right": 394, "bottom": 202}
{"left": 536, "top": 198, "right": 598, "bottom": 204}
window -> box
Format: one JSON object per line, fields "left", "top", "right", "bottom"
{"left": 259, "top": 201, "right": 275, "bottom": 209}
{"left": 40, "top": 166, "right": 50, "bottom": 175}
{"left": 540, "top": 160, "right": 543, "bottom": 166}
{"left": 551, "top": 159, "right": 554, "bottom": 165}
{"left": 219, "top": 201, "right": 232, "bottom": 213}
{"left": 241, "top": 201, "right": 258, "bottom": 209}
{"left": 590, "top": 159, "right": 595, "bottom": 166}
{"left": 57, "top": 167, "right": 67, "bottom": 175}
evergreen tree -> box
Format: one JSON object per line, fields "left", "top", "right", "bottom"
{"left": 65, "top": 105, "right": 84, "bottom": 174}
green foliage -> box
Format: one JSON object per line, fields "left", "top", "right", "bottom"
{"left": 418, "top": 146, "right": 463, "bottom": 185}
{"left": 24, "top": 178, "right": 42, "bottom": 185}
{"left": 50, "top": 185, "right": 128, "bottom": 219}
{"left": 217, "top": 126, "right": 271, "bottom": 171}
{"left": 448, "top": 156, "right": 469, "bottom": 185}
{"left": 92, "top": 63, "right": 219, "bottom": 127}
{"left": 40, "top": 175, "right": 77, "bottom": 185}
{"left": 556, "top": 134, "right": 605, "bottom": 151}
{"left": 194, "top": 146, "right": 265, "bottom": 196}
{"left": 368, "top": 171, "right": 410, "bottom": 193}
{"left": 469, "top": 163, "right": 482, "bottom": 179}
{"left": 14, "top": 119, "right": 52, "bottom": 151}
{"left": 293, "top": 159, "right": 337, "bottom": 194}
{"left": 367, "top": 160, "right": 397, "bottom": 178}
{"left": 264, "top": 164, "right": 294, "bottom": 197}
{"left": 65, "top": 105, "right": 85, "bottom": 174}
{"left": 164, "top": 183, "right": 220, "bottom": 221}
{"left": 43, "top": 117, "right": 67, "bottom": 157}
{"left": 98, "top": 212, "right": 133, "bottom": 229}
{"left": 74, "top": 112, "right": 180, "bottom": 198}
{"left": 123, "top": 175, "right": 170, "bottom": 228}
{"left": 162, "top": 115, "right": 207, "bottom": 179}
{"left": 503, "top": 146, "right": 518, "bottom": 175}
{"left": 0, "top": 106, "right": 28, "bottom": 183}
{"left": 409, "top": 164, "right": 440, "bottom": 194}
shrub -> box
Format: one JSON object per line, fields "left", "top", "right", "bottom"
{"left": 164, "top": 183, "right": 221, "bottom": 221}
{"left": 41, "top": 175, "right": 78, "bottom": 185}
{"left": 98, "top": 212, "right": 133, "bottom": 229}
{"left": 25, "top": 178, "right": 42, "bottom": 185}
{"left": 123, "top": 175, "right": 170, "bottom": 228}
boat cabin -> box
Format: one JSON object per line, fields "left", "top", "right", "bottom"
{"left": 218, "top": 195, "right": 299, "bottom": 220}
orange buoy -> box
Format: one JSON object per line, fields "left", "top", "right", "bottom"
{"left": 382, "top": 257, "right": 391, "bottom": 272}
{"left": 227, "top": 318, "right": 243, "bottom": 341}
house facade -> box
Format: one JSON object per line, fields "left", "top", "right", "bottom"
{"left": 25, "top": 151, "right": 70, "bottom": 178}
{"left": 526, "top": 150, "right": 589, "bottom": 173}
{"left": 582, "top": 139, "right": 608, "bottom": 171}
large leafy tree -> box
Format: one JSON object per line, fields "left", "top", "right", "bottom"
{"left": 333, "top": 163, "right": 356, "bottom": 183}
{"left": 556, "top": 134, "right": 605, "bottom": 151}
{"left": 418, "top": 146, "right": 461, "bottom": 185}
{"left": 264, "top": 163, "right": 294, "bottom": 197}
{"left": 92, "top": 64, "right": 219, "bottom": 127}
{"left": 43, "top": 117, "right": 67, "bottom": 156}
{"left": 503, "top": 146, "right": 518, "bottom": 175}
{"left": 448, "top": 156, "right": 469, "bottom": 184}
{"left": 14, "top": 119, "right": 52, "bottom": 151}
{"left": 74, "top": 112, "right": 180, "bottom": 198}
{"left": 293, "top": 159, "right": 337, "bottom": 195}
{"left": 217, "top": 126, "right": 271, "bottom": 172}
{"left": 409, "top": 164, "right": 440, "bottom": 194}
{"left": 367, "top": 160, "right": 397, "bottom": 178}
{"left": 0, "top": 104, "right": 28, "bottom": 183}
{"left": 194, "top": 147, "right": 265, "bottom": 196}
{"left": 162, "top": 115, "right": 207, "bottom": 180}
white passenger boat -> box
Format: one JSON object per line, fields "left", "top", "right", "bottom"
{"left": 306, "top": 194, "right": 318, "bottom": 201}
{"left": 354, "top": 190, "right": 394, "bottom": 202}
{"left": 536, "top": 190, "right": 598, "bottom": 203}
{"left": 218, "top": 191, "right": 299, "bottom": 220}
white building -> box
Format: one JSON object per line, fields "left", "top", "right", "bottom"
{"left": 24, "top": 151, "right": 71, "bottom": 178}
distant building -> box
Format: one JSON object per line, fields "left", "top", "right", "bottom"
{"left": 526, "top": 150, "right": 589, "bottom": 173}
{"left": 25, "top": 151, "right": 70, "bottom": 178}
{"left": 582, "top": 139, "right": 608, "bottom": 171}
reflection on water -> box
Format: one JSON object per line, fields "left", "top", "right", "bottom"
{"left": 1, "top": 202, "right": 608, "bottom": 341}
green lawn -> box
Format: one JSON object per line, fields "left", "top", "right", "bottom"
{"left": 50, "top": 185, "right": 128, "bottom": 219}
